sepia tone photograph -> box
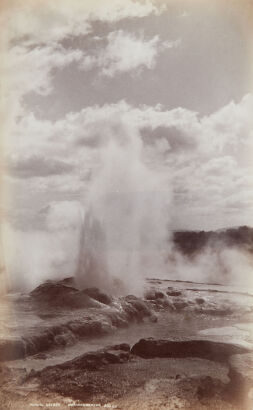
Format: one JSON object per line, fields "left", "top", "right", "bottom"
{"left": 1, "top": 0, "right": 253, "bottom": 408}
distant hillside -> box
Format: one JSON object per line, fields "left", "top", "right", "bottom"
{"left": 173, "top": 226, "right": 253, "bottom": 256}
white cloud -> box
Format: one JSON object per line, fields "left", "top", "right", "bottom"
{"left": 80, "top": 31, "right": 180, "bottom": 76}
{"left": 2, "top": 1, "right": 252, "bottom": 232}
{"left": 7, "top": 153, "right": 75, "bottom": 179}
{"left": 1, "top": 44, "right": 84, "bottom": 141}
{"left": 1, "top": 0, "right": 165, "bottom": 139}
{"left": 201, "top": 94, "right": 253, "bottom": 153}
{"left": 3, "top": 44, "right": 83, "bottom": 101}
{"left": 100, "top": 31, "right": 179, "bottom": 76}
{"left": 102, "top": 31, "right": 161, "bottom": 75}
{"left": 3, "top": 95, "right": 253, "bottom": 229}
{"left": 90, "top": 0, "right": 163, "bottom": 23}
{"left": 8, "top": 95, "right": 252, "bottom": 160}
{"left": 1, "top": 0, "right": 162, "bottom": 47}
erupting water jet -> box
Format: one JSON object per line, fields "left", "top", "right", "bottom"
{"left": 75, "top": 125, "right": 171, "bottom": 295}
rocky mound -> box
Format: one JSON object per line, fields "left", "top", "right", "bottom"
{"left": 30, "top": 281, "right": 108, "bottom": 309}
{"left": 144, "top": 285, "right": 244, "bottom": 316}
{"left": 21, "top": 337, "right": 253, "bottom": 407}
{"left": 1, "top": 287, "right": 153, "bottom": 361}
{"left": 26, "top": 344, "right": 131, "bottom": 401}
{"left": 131, "top": 337, "right": 251, "bottom": 362}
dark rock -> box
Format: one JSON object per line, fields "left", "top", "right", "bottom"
{"left": 28, "top": 344, "right": 131, "bottom": 400}
{"left": 167, "top": 290, "right": 182, "bottom": 296}
{"left": 30, "top": 282, "right": 102, "bottom": 309}
{"left": 30, "top": 281, "right": 78, "bottom": 298}
{"left": 82, "top": 287, "right": 112, "bottom": 305}
{"left": 123, "top": 295, "right": 151, "bottom": 318}
{"left": 38, "top": 343, "right": 131, "bottom": 373}
{"left": 145, "top": 290, "right": 165, "bottom": 300}
{"left": 106, "top": 343, "right": 130, "bottom": 352}
{"left": 173, "top": 301, "right": 188, "bottom": 310}
{"left": 131, "top": 338, "right": 250, "bottom": 362}
{"left": 195, "top": 298, "right": 205, "bottom": 305}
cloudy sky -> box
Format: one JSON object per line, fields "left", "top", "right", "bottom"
{"left": 1, "top": 0, "right": 253, "bottom": 231}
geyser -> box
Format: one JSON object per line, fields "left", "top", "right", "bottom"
{"left": 3, "top": 124, "right": 252, "bottom": 295}
{"left": 75, "top": 124, "right": 171, "bottom": 295}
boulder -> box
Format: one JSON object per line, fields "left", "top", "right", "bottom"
{"left": 123, "top": 295, "right": 151, "bottom": 317}
{"left": 145, "top": 290, "right": 166, "bottom": 300}
{"left": 173, "top": 300, "right": 188, "bottom": 310}
{"left": 195, "top": 297, "right": 205, "bottom": 305}
{"left": 167, "top": 290, "right": 182, "bottom": 297}
{"left": 131, "top": 338, "right": 251, "bottom": 362}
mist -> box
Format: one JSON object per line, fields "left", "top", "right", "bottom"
{"left": 2, "top": 201, "right": 83, "bottom": 292}
{"left": 168, "top": 245, "right": 253, "bottom": 289}
{"left": 2, "top": 127, "right": 253, "bottom": 295}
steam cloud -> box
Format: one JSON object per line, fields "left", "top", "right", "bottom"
{"left": 75, "top": 124, "right": 171, "bottom": 295}
{"left": 2, "top": 125, "right": 253, "bottom": 295}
